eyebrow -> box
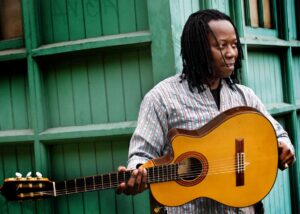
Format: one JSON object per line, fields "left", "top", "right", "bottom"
{"left": 217, "top": 38, "right": 237, "bottom": 43}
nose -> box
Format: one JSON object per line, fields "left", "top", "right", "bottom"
{"left": 224, "top": 46, "right": 237, "bottom": 58}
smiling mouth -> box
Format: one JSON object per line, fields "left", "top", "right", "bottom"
{"left": 224, "top": 63, "right": 235, "bottom": 69}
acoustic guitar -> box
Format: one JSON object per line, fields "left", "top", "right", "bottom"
{"left": 0, "top": 106, "right": 278, "bottom": 208}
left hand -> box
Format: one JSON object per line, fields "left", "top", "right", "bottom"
{"left": 278, "top": 141, "right": 295, "bottom": 170}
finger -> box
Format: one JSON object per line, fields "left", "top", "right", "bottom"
{"left": 116, "top": 166, "right": 128, "bottom": 194}
{"left": 279, "top": 152, "right": 295, "bottom": 170}
{"left": 279, "top": 149, "right": 292, "bottom": 163}
{"left": 141, "top": 168, "right": 148, "bottom": 191}
{"left": 118, "top": 166, "right": 127, "bottom": 172}
{"left": 283, "top": 154, "right": 296, "bottom": 168}
{"left": 116, "top": 182, "right": 126, "bottom": 194}
{"left": 123, "top": 170, "right": 138, "bottom": 195}
{"left": 135, "top": 168, "right": 145, "bottom": 192}
{"left": 278, "top": 141, "right": 295, "bottom": 169}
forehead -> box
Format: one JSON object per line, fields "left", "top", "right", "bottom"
{"left": 207, "top": 20, "right": 236, "bottom": 40}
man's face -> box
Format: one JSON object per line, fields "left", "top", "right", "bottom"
{"left": 207, "top": 20, "right": 238, "bottom": 79}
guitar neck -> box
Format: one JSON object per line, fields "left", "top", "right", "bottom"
{"left": 53, "top": 164, "right": 179, "bottom": 196}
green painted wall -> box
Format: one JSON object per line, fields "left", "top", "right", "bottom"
{"left": 0, "top": 0, "right": 299, "bottom": 213}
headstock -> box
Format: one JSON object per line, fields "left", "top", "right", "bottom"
{"left": 0, "top": 172, "right": 53, "bottom": 201}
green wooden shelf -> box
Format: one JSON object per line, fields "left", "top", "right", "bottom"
{"left": 241, "top": 36, "right": 293, "bottom": 48}
{"left": 32, "top": 31, "right": 152, "bottom": 57}
{"left": 296, "top": 100, "right": 300, "bottom": 109}
{"left": 0, "top": 38, "right": 24, "bottom": 51}
{"left": 0, "top": 48, "right": 27, "bottom": 62}
{"left": 266, "top": 103, "right": 297, "bottom": 115}
{"left": 0, "top": 129, "right": 34, "bottom": 143}
{"left": 244, "top": 26, "right": 278, "bottom": 37}
{"left": 290, "top": 40, "right": 300, "bottom": 47}
{"left": 39, "top": 121, "right": 137, "bottom": 142}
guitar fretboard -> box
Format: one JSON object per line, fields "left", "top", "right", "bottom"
{"left": 54, "top": 164, "right": 179, "bottom": 196}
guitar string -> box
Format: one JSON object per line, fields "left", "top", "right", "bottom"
{"left": 40, "top": 169, "right": 243, "bottom": 197}
{"left": 26, "top": 155, "right": 258, "bottom": 196}
{"left": 37, "top": 165, "right": 246, "bottom": 197}
{"left": 27, "top": 155, "right": 276, "bottom": 197}
{"left": 33, "top": 162, "right": 252, "bottom": 197}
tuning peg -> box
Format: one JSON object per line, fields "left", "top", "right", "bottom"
{"left": 26, "top": 172, "right": 32, "bottom": 178}
{"left": 36, "top": 172, "right": 42, "bottom": 178}
{"left": 15, "top": 172, "right": 22, "bottom": 179}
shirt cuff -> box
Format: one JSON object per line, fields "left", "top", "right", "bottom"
{"left": 127, "top": 156, "right": 149, "bottom": 169}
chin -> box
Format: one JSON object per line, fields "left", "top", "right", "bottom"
{"left": 220, "top": 70, "right": 234, "bottom": 78}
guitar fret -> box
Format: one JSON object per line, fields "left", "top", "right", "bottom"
{"left": 64, "top": 181, "right": 67, "bottom": 194}
{"left": 170, "top": 165, "right": 172, "bottom": 181}
{"left": 85, "top": 177, "right": 94, "bottom": 191}
{"left": 102, "top": 174, "right": 109, "bottom": 189}
{"left": 166, "top": 165, "right": 168, "bottom": 181}
{"left": 53, "top": 181, "right": 57, "bottom": 197}
{"left": 118, "top": 172, "right": 123, "bottom": 183}
{"left": 163, "top": 165, "right": 167, "bottom": 181}
{"left": 116, "top": 172, "right": 119, "bottom": 186}
{"left": 159, "top": 165, "right": 162, "bottom": 182}
{"left": 152, "top": 167, "right": 155, "bottom": 182}
{"left": 148, "top": 167, "right": 153, "bottom": 183}
{"left": 84, "top": 177, "right": 86, "bottom": 192}
{"left": 109, "top": 173, "right": 111, "bottom": 188}
{"left": 148, "top": 167, "right": 154, "bottom": 183}
{"left": 174, "top": 164, "right": 178, "bottom": 180}
{"left": 93, "top": 176, "right": 96, "bottom": 190}
{"left": 110, "top": 173, "right": 117, "bottom": 188}
{"left": 74, "top": 178, "right": 77, "bottom": 193}
{"left": 94, "top": 175, "right": 102, "bottom": 189}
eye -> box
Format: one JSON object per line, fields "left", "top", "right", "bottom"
{"left": 219, "top": 44, "right": 225, "bottom": 49}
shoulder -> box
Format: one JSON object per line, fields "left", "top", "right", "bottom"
{"left": 145, "top": 73, "right": 183, "bottom": 99}
{"left": 235, "top": 84, "right": 257, "bottom": 97}
{"left": 154, "top": 73, "right": 182, "bottom": 91}
{"left": 235, "top": 83, "right": 266, "bottom": 108}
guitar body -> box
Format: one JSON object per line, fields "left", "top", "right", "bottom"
{"left": 145, "top": 107, "right": 278, "bottom": 207}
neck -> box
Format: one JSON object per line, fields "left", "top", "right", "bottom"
{"left": 52, "top": 164, "right": 180, "bottom": 197}
{"left": 209, "top": 78, "right": 221, "bottom": 90}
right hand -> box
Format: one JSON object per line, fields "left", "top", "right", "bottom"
{"left": 116, "top": 165, "right": 148, "bottom": 195}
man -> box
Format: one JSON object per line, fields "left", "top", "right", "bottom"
{"left": 117, "top": 9, "right": 295, "bottom": 213}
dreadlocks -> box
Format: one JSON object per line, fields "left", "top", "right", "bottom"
{"left": 180, "top": 9, "right": 244, "bottom": 92}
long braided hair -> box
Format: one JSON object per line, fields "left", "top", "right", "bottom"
{"left": 180, "top": 9, "right": 243, "bottom": 92}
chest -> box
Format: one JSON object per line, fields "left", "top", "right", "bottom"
{"left": 164, "top": 88, "right": 246, "bottom": 130}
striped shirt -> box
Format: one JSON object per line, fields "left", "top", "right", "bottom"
{"left": 127, "top": 74, "right": 293, "bottom": 214}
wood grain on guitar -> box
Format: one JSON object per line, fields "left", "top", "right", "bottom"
{"left": 0, "top": 106, "right": 278, "bottom": 208}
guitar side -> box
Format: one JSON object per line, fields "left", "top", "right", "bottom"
{"left": 148, "top": 108, "right": 278, "bottom": 207}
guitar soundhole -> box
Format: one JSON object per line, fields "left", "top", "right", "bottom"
{"left": 178, "top": 158, "right": 202, "bottom": 181}
{"left": 175, "top": 152, "right": 208, "bottom": 187}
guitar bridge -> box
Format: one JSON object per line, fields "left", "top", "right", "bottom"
{"left": 235, "top": 138, "right": 244, "bottom": 186}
